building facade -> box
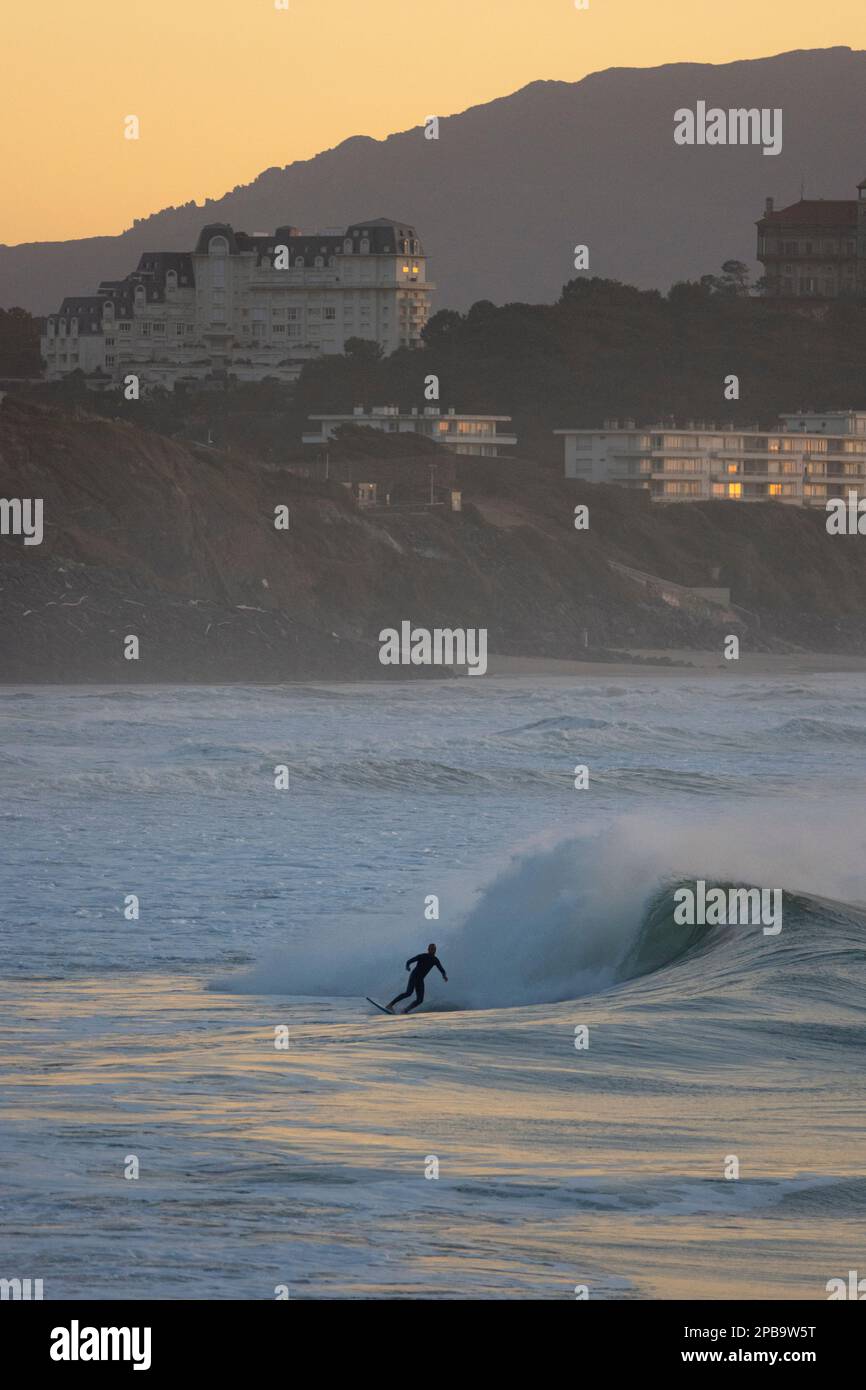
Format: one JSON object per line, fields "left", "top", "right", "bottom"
{"left": 41, "top": 219, "right": 433, "bottom": 389}
{"left": 555, "top": 413, "right": 866, "bottom": 506}
{"left": 303, "top": 405, "right": 517, "bottom": 456}
{"left": 756, "top": 181, "right": 866, "bottom": 299}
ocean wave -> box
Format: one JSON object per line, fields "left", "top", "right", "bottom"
{"left": 769, "top": 717, "right": 866, "bottom": 744}
{"left": 216, "top": 806, "right": 866, "bottom": 1010}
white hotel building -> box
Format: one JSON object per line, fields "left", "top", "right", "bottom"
{"left": 555, "top": 412, "right": 866, "bottom": 507}
{"left": 41, "top": 219, "right": 433, "bottom": 389}
{"left": 303, "top": 405, "right": 517, "bottom": 456}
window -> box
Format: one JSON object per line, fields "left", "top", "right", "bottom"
{"left": 663, "top": 481, "right": 701, "bottom": 496}
{"left": 727, "top": 482, "right": 742, "bottom": 498}
{"left": 768, "top": 483, "right": 782, "bottom": 496}
{"left": 323, "top": 307, "right": 336, "bottom": 320}
{"left": 140, "top": 322, "right": 151, "bottom": 336}
{"left": 105, "top": 355, "right": 115, "bottom": 367}
{"left": 153, "top": 322, "right": 165, "bottom": 336}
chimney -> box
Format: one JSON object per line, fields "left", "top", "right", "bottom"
{"left": 765, "top": 197, "right": 774, "bottom": 216}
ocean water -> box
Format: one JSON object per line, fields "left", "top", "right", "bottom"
{"left": 1, "top": 675, "right": 865, "bottom": 1299}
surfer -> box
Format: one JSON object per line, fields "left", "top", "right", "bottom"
{"left": 387, "top": 943, "right": 448, "bottom": 1013}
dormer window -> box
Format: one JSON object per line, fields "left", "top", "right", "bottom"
{"left": 315, "top": 256, "right": 324, "bottom": 268}
{"left": 343, "top": 238, "right": 353, "bottom": 253}
{"left": 295, "top": 257, "right": 305, "bottom": 268}
{"left": 209, "top": 235, "right": 229, "bottom": 255}
{"left": 360, "top": 238, "right": 370, "bottom": 254}
{"left": 166, "top": 270, "right": 178, "bottom": 290}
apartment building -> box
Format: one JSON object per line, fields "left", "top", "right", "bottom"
{"left": 303, "top": 405, "right": 517, "bottom": 456}
{"left": 41, "top": 219, "right": 434, "bottom": 389}
{"left": 555, "top": 413, "right": 866, "bottom": 506}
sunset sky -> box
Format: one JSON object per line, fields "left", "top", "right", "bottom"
{"left": 3, "top": 0, "right": 865, "bottom": 246}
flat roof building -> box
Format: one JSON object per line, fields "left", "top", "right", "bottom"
{"left": 554, "top": 413, "right": 866, "bottom": 506}
{"left": 304, "top": 405, "right": 517, "bottom": 456}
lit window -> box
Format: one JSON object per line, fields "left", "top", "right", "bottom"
{"left": 768, "top": 483, "right": 782, "bottom": 496}
{"left": 728, "top": 482, "right": 742, "bottom": 498}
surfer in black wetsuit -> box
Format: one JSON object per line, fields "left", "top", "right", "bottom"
{"left": 387, "top": 943, "right": 448, "bottom": 1013}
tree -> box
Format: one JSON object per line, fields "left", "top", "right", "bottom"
{"left": 420, "top": 309, "right": 463, "bottom": 349}
{"left": 344, "top": 337, "right": 383, "bottom": 363}
{"left": 720, "top": 259, "right": 752, "bottom": 297}
{"left": 0, "top": 307, "right": 41, "bottom": 376}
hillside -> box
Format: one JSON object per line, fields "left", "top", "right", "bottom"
{"left": 3, "top": 47, "right": 866, "bottom": 314}
{"left": 2, "top": 400, "right": 865, "bottom": 682}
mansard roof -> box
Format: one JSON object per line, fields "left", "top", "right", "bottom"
{"left": 194, "top": 223, "right": 242, "bottom": 254}
{"left": 135, "top": 251, "right": 195, "bottom": 281}
{"left": 345, "top": 219, "right": 422, "bottom": 251}
{"left": 193, "top": 219, "right": 423, "bottom": 257}
{"left": 52, "top": 297, "right": 105, "bottom": 332}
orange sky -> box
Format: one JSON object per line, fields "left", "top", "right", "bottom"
{"left": 2, "top": 0, "right": 865, "bottom": 246}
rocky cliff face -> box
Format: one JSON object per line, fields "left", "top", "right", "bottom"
{"left": 1, "top": 399, "right": 863, "bottom": 682}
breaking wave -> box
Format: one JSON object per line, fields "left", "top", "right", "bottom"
{"left": 214, "top": 803, "right": 866, "bottom": 1011}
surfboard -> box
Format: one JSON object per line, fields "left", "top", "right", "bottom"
{"left": 366, "top": 997, "right": 396, "bottom": 1015}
